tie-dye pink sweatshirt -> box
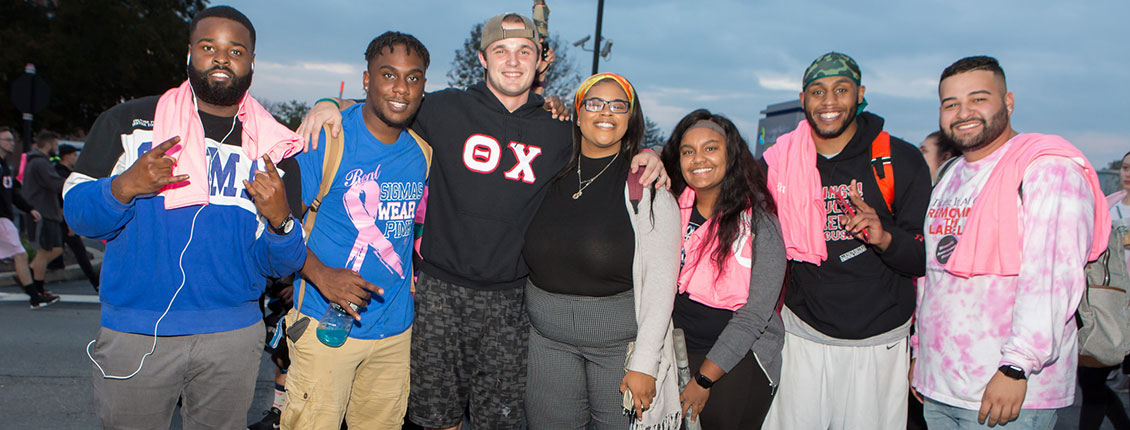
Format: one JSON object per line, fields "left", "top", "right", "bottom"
{"left": 913, "top": 138, "right": 1095, "bottom": 410}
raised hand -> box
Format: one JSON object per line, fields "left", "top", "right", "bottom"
{"left": 243, "top": 154, "right": 289, "bottom": 229}
{"left": 110, "top": 136, "right": 190, "bottom": 203}
{"left": 844, "top": 179, "right": 892, "bottom": 251}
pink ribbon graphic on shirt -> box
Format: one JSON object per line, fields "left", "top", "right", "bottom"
{"left": 342, "top": 169, "right": 404, "bottom": 278}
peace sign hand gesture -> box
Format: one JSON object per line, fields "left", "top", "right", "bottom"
{"left": 843, "top": 179, "right": 893, "bottom": 251}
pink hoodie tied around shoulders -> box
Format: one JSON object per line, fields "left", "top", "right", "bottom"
{"left": 944, "top": 133, "right": 1110, "bottom": 277}
{"left": 151, "top": 80, "right": 303, "bottom": 210}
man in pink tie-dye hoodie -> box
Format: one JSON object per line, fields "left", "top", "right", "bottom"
{"left": 912, "top": 55, "right": 1110, "bottom": 430}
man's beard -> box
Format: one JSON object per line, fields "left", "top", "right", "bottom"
{"left": 187, "top": 64, "right": 253, "bottom": 107}
{"left": 804, "top": 103, "right": 859, "bottom": 140}
{"left": 944, "top": 105, "right": 1009, "bottom": 154}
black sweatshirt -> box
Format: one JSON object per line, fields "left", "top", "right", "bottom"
{"left": 763, "top": 112, "right": 931, "bottom": 339}
{"left": 411, "top": 82, "right": 572, "bottom": 291}
{"left": 0, "top": 157, "right": 33, "bottom": 220}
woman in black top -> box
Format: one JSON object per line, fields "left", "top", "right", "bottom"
{"left": 660, "top": 109, "right": 786, "bottom": 429}
{"left": 523, "top": 73, "right": 682, "bottom": 429}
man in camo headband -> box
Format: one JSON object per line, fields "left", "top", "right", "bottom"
{"left": 803, "top": 52, "right": 868, "bottom": 114}
{"left": 761, "top": 50, "right": 933, "bottom": 430}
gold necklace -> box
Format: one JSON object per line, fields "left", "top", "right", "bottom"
{"left": 573, "top": 152, "right": 619, "bottom": 199}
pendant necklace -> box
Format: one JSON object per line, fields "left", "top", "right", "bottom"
{"left": 573, "top": 152, "right": 619, "bottom": 199}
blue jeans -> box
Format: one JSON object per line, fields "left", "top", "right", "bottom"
{"left": 923, "top": 397, "right": 1057, "bottom": 429}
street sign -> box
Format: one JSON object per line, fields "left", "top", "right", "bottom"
{"left": 10, "top": 64, "right": 50, "bottom": 114}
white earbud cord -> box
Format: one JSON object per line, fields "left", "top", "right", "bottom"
{"left": 88, "top": 90, "right": 239, "bottom": 379}
{"left": 88, "top": 204, "right": 205, "bottom": 379}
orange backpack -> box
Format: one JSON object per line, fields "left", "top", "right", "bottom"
{"left": 870, "top": 131, "right": 895, "bottom": 213}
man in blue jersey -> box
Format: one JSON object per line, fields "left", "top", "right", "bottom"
{"left": 62, "top": 6, "right": 306, "bottom": 428}
{"left": 279, "top": 31, "right": 431, "bottom": 429}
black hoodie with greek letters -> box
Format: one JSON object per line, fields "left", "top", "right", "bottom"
{"left": 410, "top": 82, "right": 572, "bottom": 291}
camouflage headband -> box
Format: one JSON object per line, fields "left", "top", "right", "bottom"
{"left": 802, "top": 52, "right": 862, "bottom": 89}
{"left": 802, "top": 52, "right": 868, "bottom": 114}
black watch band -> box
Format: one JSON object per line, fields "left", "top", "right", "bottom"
{"left": 270, "top": 215, "right": 295, "bottom": 235}
{"left": 694, "top": 372, "right": 715, "bottom": 389}
{"left": 999, "top": 365, "right": 1026, "bottom": 380}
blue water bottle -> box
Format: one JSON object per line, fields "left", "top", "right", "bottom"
{"left": 316, "top": 303, "right": 358, "bottom": 347}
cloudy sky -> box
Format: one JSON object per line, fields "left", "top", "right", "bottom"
{"left": 227, "top": 0, "right": 1130, "bottom": 166}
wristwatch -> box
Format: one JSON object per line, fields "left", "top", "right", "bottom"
{"left": 694, "top": 372, "right": 715, "bottom": 389}
{"left": 998, "top": 365, "right": 1026, "bottom": 380}
{"left": 269, "top": 215, "right": 296, "bottom": 235}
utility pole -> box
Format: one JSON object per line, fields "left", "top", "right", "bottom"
{"left": 591, "top": 0, "right": 604, "bottom": 75}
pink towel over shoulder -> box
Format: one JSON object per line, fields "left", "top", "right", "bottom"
{"left": 675, "top": 188, "right": 751, "bottom": 311}
{"left": 152, "top": 80, "right": 303, "bottom": 210}
{"left": 763, "top": 120, "right": 827, "bottom": 265}
{"left": 945, "top": 133, "right": 1111, "bottom": 277}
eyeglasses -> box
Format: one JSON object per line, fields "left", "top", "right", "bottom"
{"left": 580, "top": 97, "right": 630, "bottom": 114}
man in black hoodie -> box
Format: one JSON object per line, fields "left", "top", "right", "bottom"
{"left": 298, "top": 13, "right": 666, "bottom": 430}
{"left": 22, "top": 130, "right": 67, "bottom": 302}
{"left": 761, "top": 52, "right": 931, "bottom": 430}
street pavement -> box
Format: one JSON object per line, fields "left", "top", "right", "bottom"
{"left": 0, "top": 279, "right": 1124, "bottom": 429}
{"left": 0, "top": 280, "right": 277, "bottom": 430}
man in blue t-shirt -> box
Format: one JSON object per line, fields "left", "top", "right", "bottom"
{"left": 280, "top": 32, "right": 431, "bottom": 429}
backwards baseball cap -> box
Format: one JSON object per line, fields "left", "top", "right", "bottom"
{"left": 480, "top": 13, "right": 539, "bottom": 51}
{"left": 802, "top": 52, "right": 868, "bottom": 113}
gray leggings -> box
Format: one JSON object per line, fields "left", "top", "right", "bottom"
{"left": 524, "top": 284, "right": 638, "bottom": 430}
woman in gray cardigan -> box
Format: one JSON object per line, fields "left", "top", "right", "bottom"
{"left": 659, "top": 109, "right": 786, "bottom": 429}
{"left": 523, "top": 73, "right": 682, "bottom": 430}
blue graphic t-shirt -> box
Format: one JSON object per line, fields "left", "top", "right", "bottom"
{"left": 295, "top": 104, "right": 429, "bottom": 339}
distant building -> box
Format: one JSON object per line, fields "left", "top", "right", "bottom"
{"left": 755, "top": 100, "right": 804, "bottom": 157}
{"left": 1098, "top": 170, "right": 1120, "bottom": 195}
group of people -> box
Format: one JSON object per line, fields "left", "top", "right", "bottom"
{"left": 0, "top": 127, "right": 99, "bottom": 309}
{"left": 61, "top": 5, "right": 1116, "bottom": 430}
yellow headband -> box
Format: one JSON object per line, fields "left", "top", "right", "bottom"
{"left": 574, "top": 72, "right": 636, "bottom": 117}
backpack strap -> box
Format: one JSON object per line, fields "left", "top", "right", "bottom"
{"left": 406, "top": 127, "right": 432, "bottom": 295}
{"left": 406, "top": 128, "right": 432, "bottom": 179}
{"left": 870, "top": 131, "right": 894, "bottom": 213}
{"left": 934, "top": 155, "right": 963, "bottom": 184}
{"left": 295, "top": 125, "right": 346, "bottom": 313}
{"left": 627, "top": 170, "right": 644, "bottom": 214}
